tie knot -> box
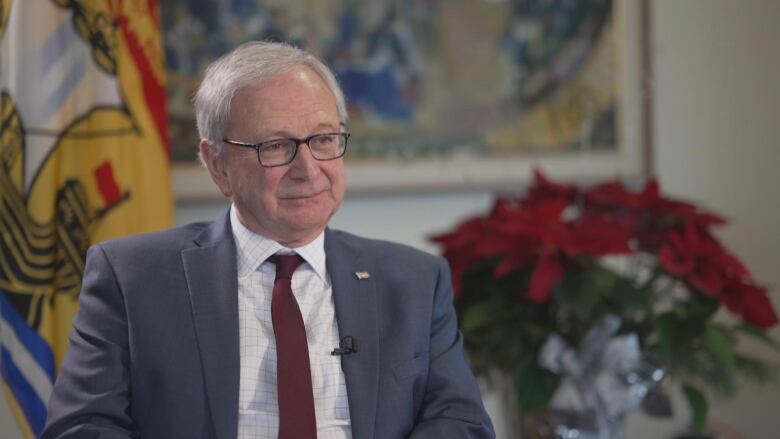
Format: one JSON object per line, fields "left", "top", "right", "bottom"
{"left": 268, "top": 254, "right": 305, "bottom": 279}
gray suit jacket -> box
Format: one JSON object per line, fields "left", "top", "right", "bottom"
{"left": 42, "top": 214, "right": 494, "bottom": 438}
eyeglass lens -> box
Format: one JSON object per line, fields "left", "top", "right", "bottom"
{"left": 258, "top": 133, "right": 347, "bottom": 166}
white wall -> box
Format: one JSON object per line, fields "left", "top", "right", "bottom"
{"left": 4, "top": 0, "right": 779, "bottom": 437}
{"left": 639, "top": 0, "right": 780, "bottom": 438}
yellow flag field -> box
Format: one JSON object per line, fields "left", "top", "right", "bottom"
{"left": 0, "top": 1, "right": 173, "bottom": 436}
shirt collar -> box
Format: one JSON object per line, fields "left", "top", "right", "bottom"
{"left": 230, "top": 205, "right": 327, "bottom": 281}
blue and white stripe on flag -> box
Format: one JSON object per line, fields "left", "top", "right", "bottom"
{"left": 0, "top": 291, "right": 55, "bottom": 436}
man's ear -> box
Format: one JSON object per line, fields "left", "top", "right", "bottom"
{"left": 199, "top": 139, "right": 233, "bottom": 198}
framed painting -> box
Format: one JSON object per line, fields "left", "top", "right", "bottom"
{"left": 163, "top": 0, "right": 650, "bottom": 200}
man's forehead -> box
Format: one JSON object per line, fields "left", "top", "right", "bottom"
{"left": 242, "top": 66, "right": 330, "bottom": 96}
{"left": 259, "top": 121, "right": 342, "bottom": 139}
{"left": 228, "top": 69, "right": 340, "bottom": 137}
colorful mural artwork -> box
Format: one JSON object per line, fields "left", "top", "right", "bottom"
{"left": 163, "top": 0, "right": 646, "bottom": 192}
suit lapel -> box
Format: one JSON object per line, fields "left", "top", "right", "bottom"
{"left": 182, "top": 214, "right": 239, "bottom": 439}
{"left": 326, "top": 229, "right": 379, "bottom": 439}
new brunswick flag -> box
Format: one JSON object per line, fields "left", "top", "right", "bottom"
{"left": 0, "top": 1, "right": 173, "bottom": 436}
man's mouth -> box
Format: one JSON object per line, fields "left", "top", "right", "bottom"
{"left": 279, "top": 189, "right": 326, "bottom": 200}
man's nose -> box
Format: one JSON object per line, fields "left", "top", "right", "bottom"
{"left": 287, "top": 142, "right": 320, "bottom": 178}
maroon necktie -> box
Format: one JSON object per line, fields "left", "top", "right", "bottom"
{"left": 269, "top": 254, "right": 317, "bottom": 438}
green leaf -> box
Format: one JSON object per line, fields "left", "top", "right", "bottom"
{"left": 654, "top": 312, "right": 708, "bottom": 371}
{"left": 460, "top": 293, "right": 507, "bottom": 333}
{"left": 655, "top": 314, "right": 691, "bottom": 366}
{"left": 682, "top": 383, "right": 708, "bottom": 433}
{"left": 514, "top": 356, "right": 558, "bottom": 413}
{"left": 654, "top": 314, "right": 679, "bottom": 365}
{"left": 736, "top": 322, "right": 780, "bottom": 354}
{"left": 734, "top": 354, "right": 778, "bottom": 383}
{"left": 612, "top": 276, "right": 652, "bottom": 312}
{"left": 702, "top": 325, "right": 735, "bottom": 371}
{"left": 684, "top": 293, "right": 720, "bottom": 319}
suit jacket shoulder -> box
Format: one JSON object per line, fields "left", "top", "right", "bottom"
{"left": 95, "top": 214, "right": 232, "bottom": 277}
{"left": 326, "top": 228, "right": 443, "bottom": 268}
{"left": 97, "top": 220, "right": 211, "bottom": 258}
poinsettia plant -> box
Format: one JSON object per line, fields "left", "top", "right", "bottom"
{"left": 432, "top": 170, "right": 779, "bottom": 434}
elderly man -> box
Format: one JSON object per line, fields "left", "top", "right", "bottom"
{"left": 42, "top": 42, "right": 494, "bottom": 439}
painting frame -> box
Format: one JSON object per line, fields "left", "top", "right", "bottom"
{"left": 171, "top": 0, "right": 651, "bottom": 202}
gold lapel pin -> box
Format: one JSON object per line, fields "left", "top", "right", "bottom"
{"left": 355, "top": 271, "right": 371, "bottom": 280}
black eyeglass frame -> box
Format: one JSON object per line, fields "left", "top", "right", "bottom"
{"left": 221, "top": 132, "right": 350, "bottom": 168}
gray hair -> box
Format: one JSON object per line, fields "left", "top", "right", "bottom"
{"left": 194, "top": 41, "right": 348, "bottom": 157}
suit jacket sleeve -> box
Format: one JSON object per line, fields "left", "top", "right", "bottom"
{"left": 407, "top": 257, "right": 495, "bottom": 438}
{"left": 41, "top": 244, "right": 139, "bottom": 438}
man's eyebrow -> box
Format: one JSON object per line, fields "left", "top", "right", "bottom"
{"left": 311, "top": 122, "right": 342, "bottom": 132}
{"left": 260, "top": 123, "right": 343, "bottom": 140}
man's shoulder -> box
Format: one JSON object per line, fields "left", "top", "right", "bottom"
{"left": 326, "top": 228, "right": 442, "bottom": 266}
{"left": 95, "top": 220, "right": 215, "bottom": 257}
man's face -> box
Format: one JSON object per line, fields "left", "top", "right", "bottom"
{"left": 201, "top": 66, "right": 346, "bottom": 246}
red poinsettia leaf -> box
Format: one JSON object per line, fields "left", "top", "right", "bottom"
{"left": 470, "top": 235, "right": 509, "bottom": 258}
{"left": 695, "top": 212, "right": 727, "bottom": 227}
{"left": 526, "top": 253, "right": 564, "bottom": 302}
{"left": 493, "top": 252, "right": 534, "bottom": 278}
{"left": 535, "top": 199, "right": 570, "bottom": 221}
{"left": 449, "top": 261, "right": 467, "bottom": 300}
{"left": 652, "top": 198, "right": 726, "bottom": 231}
{"left": 659, "top": 243, "right": 695, "bottom": 276}
{"left": 689, "top": 265, "right": 724, "bottom": 297}
{"left": 640, "top": 178, "right": 660, "bottom": 203}
{"left": 522, "top": 169, "right": 578, "bottom": 207}
{"left": 720, "top": 280, "right": 778, "bottom": 329}
{"left": 490, "top": 197, "right": 520, "bottom": 219}
{"left": 566, "top": 215, "right": 633, "bottom": 256}
{"left": 659, "top": 226, "right": 725, "bottom": 288}
{"left": 430, "top": 223, "right": 476, "bottom": 253}
{"left": 493, "top": 217, "right": 537, "bottom": 235}
{"left": 638, "top": 229, "right": 667, "bottom": 251}
{"left": 683, "top": 222, "right": 703, "bottom": 248}
{"left": 740, "top": 285, "right": 779, "bottom": 329}
{"left": 585, "top": 181, "right": 632, "bottom": 207}
{"left": 718, "top": 250, "right": 752, "bottom": 280}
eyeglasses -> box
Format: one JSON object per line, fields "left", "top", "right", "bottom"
{"left": 222, "top": 132, "right": 350, "bottom": 167}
